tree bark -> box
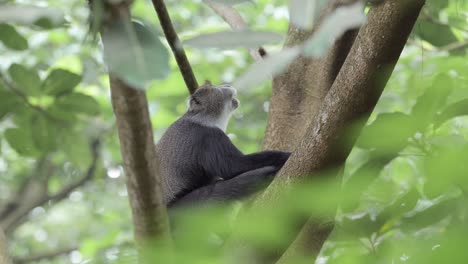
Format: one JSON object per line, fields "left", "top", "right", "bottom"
{"left": 0, "top": 228, "right": 11, "bottom": 264}
{"left": 263, "top": 0, "right": 359, "bottom": 151}
{"left": 96, "top": 1, "right": 170, "bottom": 245}
{"left": 267, "top": 0, "right": 426, "bottom": 262}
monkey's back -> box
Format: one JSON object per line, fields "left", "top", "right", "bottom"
{"left": 156, "top": 117, "right": 212, "bottom": 204}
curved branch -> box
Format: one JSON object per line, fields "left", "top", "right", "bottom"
{"left": 203, "top": 0, "right": 266, "bottom": 61}
{"left": 0, "top": 141, "right": 100, "bottom": 235}
{"left": 151, "top": 0, "right": 198, "bottom": 94}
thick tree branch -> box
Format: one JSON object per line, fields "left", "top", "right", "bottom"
{"left": 263, "top": 0, "right": 359, "bottom": 151}
{"left": 271, "top": 0, "right": 426, "bottom": 262}
{"left": 151, "top": 0, "right": 198, "bottom": 94}
{"left": 203, "top": 0, "right": 266, "bottom": 61}
{"left": 13, "top": 246, "right": 77, "bottom": 264}
{"left": 0, "top": 228, "right": 11, "bottom": 264}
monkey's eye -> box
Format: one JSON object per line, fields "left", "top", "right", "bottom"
{"left": 190, "top": 97, "right": 201, "bottom": 105}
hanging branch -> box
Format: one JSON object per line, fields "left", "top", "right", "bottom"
{"left": 203, "top": 0, "right": 266, "bottom": 61}
{"left": 151, "top": 0, "right": 198, "bottom": 94}
{"left": 13, "top": 246, "right": 77, "bottom": 264}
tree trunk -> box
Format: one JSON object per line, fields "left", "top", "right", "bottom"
{"left": 258, "top": 0, "right": 426, "bottom": 262}
{"left": 95, "top": 1, "right": 170, "bottom": 246}
{"left": 0, "top": 228, "right": 11, "bottom": 264}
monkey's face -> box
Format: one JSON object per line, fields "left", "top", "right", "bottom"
{"left": 188, "top": 84, "right": 239, "bottom": 118}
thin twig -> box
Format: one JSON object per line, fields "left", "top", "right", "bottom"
{"left": 203, "top": 0, "right": 266, "bottom": 61}
{"left": 151, "top": 0, "right": 198, "bottom": 94}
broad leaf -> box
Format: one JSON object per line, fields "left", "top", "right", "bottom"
{"left": 0, "top": 91, "right": 22, "bottom": 120}
{"left": 232, "top": 47, "right": 300, "bottom": 90}
{"left": 434, "top": 99, "right": 468, "bottom": 128}
{"left": 184, "top": 30, "right": 283, "bottom": 49}
{"left": 102, "top": 20, "right": 170, "bottom": 90}
{"left": 54, "top": 93, "right": 100, "bottom": 116}
{"left": 303, "top": 2, "right": 366, "bottom": 58}
{"left": 31, "top": 115, "right": 57, "bottom": 152}
{"left": 42, "top": 69, "right": 81, "bottom": 96}
{"left": 0, "top": 23, "right": 28, "bottom": 50}
{"left": 4, "top": 128, "right": 38, "bottom": 157}
{"left": 356, "top": 113, "right": 417, "bottom": 154}
{"left": 0, "top": 5, "right": 65, "bottom": 28}
{"left": 8, "top": 63, "right": 41, "bottom": 96}
{"left": 411, "top": 74, "right": 453, "bottom": 130}
{"left": 288, "top": 0, "right": 327, "bottom": 30}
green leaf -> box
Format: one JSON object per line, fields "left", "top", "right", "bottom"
{"left": 435, "top": 99, "right": 468, "bottom": 128}
{"left": 4, "top": 128, "right": 38, "bottom": 157}
{"left": 411, "top": 74, "right": 453, "bottom": 130}
{"left": 102, "top": 20, "right": 170, "bottom": 90}
{"left": 0, "top": 91, "right": 22, "bottom": 120}
{"left": 42, "top": 69, "right": 81, "bottom": 96}
{"left": 356, "top": 113, "right": 417, "bottom": 154}
{"left": 31, "top": 115, "right": 57, "bottom": 152}
{"left": 62, "top": 132, "right": 92, "bottom": 168}
{"left": 414, "top": 20, "right": 458, "bottom": 48}
{"left": 8, "top": 63, "right": 41, "bottom": 96}
{"left": 54, "top": 93, "right": 100, "bottom": 116}
{"left": 184, "top": 30, "right": 283, "bottom": 49}
{"left": 0, "top": 23, "right": 28, "bottom": 50}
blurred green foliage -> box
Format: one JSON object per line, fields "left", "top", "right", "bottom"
{"left": 0, "top": 0, "right": 467, "bottom": 263}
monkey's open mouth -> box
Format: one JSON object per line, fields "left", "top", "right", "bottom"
{"left": 232, "top": 98, "right": 239, "bottom": 109}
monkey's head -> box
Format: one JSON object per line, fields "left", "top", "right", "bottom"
{"left": 187, "top": 82, "right": 239, "bottom": 131}
{"left": 188, "top": 83, "right": 239, "bottom": 116}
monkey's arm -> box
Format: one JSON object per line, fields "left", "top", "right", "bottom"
{"left": 168, "top": 166, "right": 277, "bottom": 208}
{"left": 201, "top": 128, "right": 290, "bottom": 180}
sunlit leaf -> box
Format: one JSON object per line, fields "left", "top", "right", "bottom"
{"left": 54, "top": 93, "right": 100, "bottom": 116}
{"left": 8, "top": 63, "right": 41, "bottom": 96}
{"left": 303, "top": 2, "right": 366, "bottom": 57}
{"left": 102, "top": 20, "right": 170, "bottom": 90}
{"left": 233, "top": 47, "right": 300, "bottom": 90}
{"left": 42, "top": 69, "right": 81, "bottom": 96}
{"left": 434, "top": 99, "right": 468, "bottom": 128}
{"left": 288, "top": 0, "right": 327, "bottom": 30}
{"left": 184, "top": 30, "right": 283, "bottom": 49}
{"left": 0, "top": 5, "right": 65, "bottom": 27}
{"left": 0, "top": 23, "right": 28, "bottom": 50}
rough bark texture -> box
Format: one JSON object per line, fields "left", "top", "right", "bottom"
{"left": 263, "top": 0, "right": 359, "bottom": 151}
{"left": 0, "top": 228, "right": 11, "bottom": 264}
{"left": 109, "top": 77, "right": 170, "bottom": 242}
{"left": 269, "top": 0, "right": 426, "bottom": 262}
{"left": 98, "top": 2, "right": 170, "bottom": 244}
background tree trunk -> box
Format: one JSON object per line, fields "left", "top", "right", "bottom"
{"left": 0, "top": 228, "right": 11, "bottom": 264}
